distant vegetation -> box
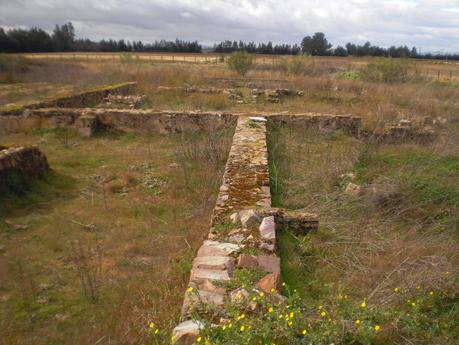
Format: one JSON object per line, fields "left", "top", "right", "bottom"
{"left": 0, "top": 22, "right": 458, "bottom": 60}
{"left": 0, "top": 23, "right": 202, "bottom": 53}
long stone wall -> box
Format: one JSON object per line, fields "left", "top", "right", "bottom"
{"left": 172, "top": 117, "right": 282, "bottom": 344}
{"left": 0, "top": 82, "right": 136, "bottom": 116}
{"left": 267, "top": 113, "right": 361, "bottom": 136}
{"left": 0, "top": 108, "right": 237, "bottom": 135}
{"left": 0, "top": 146, "right": 49, "bottom": 183}
{"left": 0, "top": 108, "right": 360, "bottom": 137}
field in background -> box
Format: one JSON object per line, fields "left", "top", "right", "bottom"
{"left": 0, "top": 127, "right": 233, "bottom": 344}
{"left": 21, "top": 52, "right": 459, "bottom": 82}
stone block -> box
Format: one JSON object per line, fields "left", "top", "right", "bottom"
{"left": 259, "top": 216, "right": 276, "bottom": 243}
{"left": 197, "top": 241, "right": 240, "bottom": 257}
{"left": 172, "top": 320, "right": 203, "bottom": 345}
{"left": 257, "top": 256, "right": 280, "bottom": 274}
{"left": 193, "top": 256, "right": 234, "bottom": 273}
{"left": 237, "top": 255, "right": 258, "bottom": 269}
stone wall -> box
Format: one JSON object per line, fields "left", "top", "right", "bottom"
{"left": 0, "top": 109, "right": 237, "bottom": 135}
{"left": 172, "top": 117, "right": 282, "bottom": 344}
{"left": 267, "top": 113, "right": 361, "bottom": 136}
{"left": 0, "top": 146, "right": 49, "bottom": 183}
{"left": 0, "top": 82, "right": 136, "bottom": 116}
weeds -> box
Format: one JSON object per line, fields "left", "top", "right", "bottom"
{"left": 69, "top": 239, "right": 104, "bottom": 303}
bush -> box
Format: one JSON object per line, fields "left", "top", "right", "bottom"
{"left": 341, "top": 70, "right": 362, "bottom": 80}
{"left": 227, "top": 51, "right": 254, "bottom": 76}
{"left": 363, "top": 58, "right": 411, "bottom": 83}
{"left": 274, "top": 56, "right": 314, "bottom": 76}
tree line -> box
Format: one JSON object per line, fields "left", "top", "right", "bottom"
{"left": 0, "top": 23, "right": 202, "bottom": 53}
{"left": 1, "top": 23, "right": 457, "bottom": 60}
{"left": 216, "top": 32, "right": 459, "bottom": 60}
{"left": 214, "top": 40, "right": 301, "bottom": 55}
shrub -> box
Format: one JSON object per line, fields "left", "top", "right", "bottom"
{"left": 273, "top": 56, "right": 314, "bottom": 76}
{"left": 288, "top": 55, "right": 314, "bottom": 76}
{"left": 363, "top": 58, "right": 411, "bottom": 83}
{"left": 227, "top": 51, "right": 254, "bottom": 76}
{"left": 341, "top": 70, "right": 362, "bottom": 80}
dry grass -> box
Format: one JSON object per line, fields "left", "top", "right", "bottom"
{"left": 268, "top": 124, "right": 458, "bottom": 343}
{"left": 0, "top": 127, "right": 233, "bottom": 344}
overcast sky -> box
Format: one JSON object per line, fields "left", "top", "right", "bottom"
{"left": 1, "top": 0, "right": 459, "bottom": 52}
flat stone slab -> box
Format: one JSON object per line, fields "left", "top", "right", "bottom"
{"left": 249, "top": 116, "right": 267, "bottom": 122}
{"left": 191, "top": 268, "right": 231, "bottom": 282}
{"left": 197, "top": 241, "right": 241, "bottom": 257}
{"left": 193, "top": 256, "right": 234, "bottom": 273}
{"left": 257, "top": 255, "right": 280, "bottom": 274}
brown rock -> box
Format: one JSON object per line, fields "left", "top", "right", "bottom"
{"left": 257, "top": 256, "right": 280, "bottom": 274}
{"left": 237, "top": 254, "right": 258, "bottom": 269}
{"left": 344, "top": 182, "right": 363, "bottom": 197}
{"left": 256, "top": 273, "right": 281, "bottom": 293}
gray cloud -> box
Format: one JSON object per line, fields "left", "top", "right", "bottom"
{"left": 0, "top": 0, "right": 458, "bottom": 52}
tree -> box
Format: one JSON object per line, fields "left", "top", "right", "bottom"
{"left": 301, "top": 36, "right": 312, "bottom": 54}
{"left": 334, "top": 46, "right": 348, "bottom": 57}
{"left": 301, "top": 32, "right": 332, "bottom": 55}
{"left": 52, "top": 22, "right": 75, "bottom": 51}
{"left": 227, "top": 51, "right": 254, "bottom": 76}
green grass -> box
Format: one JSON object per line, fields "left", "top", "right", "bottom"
{"left": 268, "top": 123, "right": 459, "bottom": 344}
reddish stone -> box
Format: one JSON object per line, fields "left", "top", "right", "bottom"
{"left": 237, "top": 254, "right": 258, "bottom": 269}
{"left": 257, "top": 255, "right": 280, "bottom": 274}
{"left": 256, "top": 272, "right": 281, "bottom": 293}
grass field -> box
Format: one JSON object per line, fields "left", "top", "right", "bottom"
{"left": 268, "top": 124, "right": 458, "bottom": 344}
{"left": 0, "top": 127, "right": 233, "bottom": 344}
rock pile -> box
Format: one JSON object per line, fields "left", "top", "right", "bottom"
{"left": 0, "top": 146, "right": 49, "bottom": 184}
{"left": 100, "top": 94, "right": 147, "bottom": 109}
{"left": 382, "top": 119, "right": 436, "bottom": 143}
{"left": 250, "top": 88, "right": 304, "bottom": 103}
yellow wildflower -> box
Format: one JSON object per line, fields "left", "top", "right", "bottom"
{"left": 355, "top": 319, "right": 360, "bottom": 325}
{"left": 411, "top": 302, "right": 416, "bottom": 307}
{"left": 429, "top": 291, "right": 434, "bottom": 296}
{"left": 268, "top": 307, "right": 274, "bottom": 313}
{"left": 270, "top": 288, "right": 276, "bottom": 294}
{"left": 240, "top": 325, "right": 245, "bottom": 332}
{"left": 289, "top": 312, "right": 294, "bottom": 318}
{"left": 320, "top": 311, "right": 326, "bottom": 317}
{"left": 197, "top": 337, "right": 202, "bottom": 343}
{"left": 394, "top": 287, "right": 399, "bottom": 293}
{"left": 149, "top": 322, "right": 155, "bottom": 329}
{"left": 187, "top": 287, "right": 193, "bottom": 293}
{"left": 288, "top": 321, "right": 293, "bottom": 327}
{"left": 360, "top": 301, "right": 366, "bottom": 308}
{"left": 374, "top": 325, "right": 381, "bottom": 332}
{"left": 282, "top": 282, "right": 286, "bottom": 287}
{"left": 278, "top": 314, "right": 284, "bottom": 319}
{"left": 259, "top": 291, "right": 265, "bottom": 297}
{"left": 154, "top": 329, "right": 159, "bottom": 334}
{"left": 302, "top": 329, "right": 307, "bottom": 335}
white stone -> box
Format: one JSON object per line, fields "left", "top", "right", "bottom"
{"left": 172, "top": 320, "right": 203, "bottom": 345}
{"left": 249, "top": 116, "right": 267, "bottom": 123}
{"left": 239, "top": 209, "right": 261, "bottom": 229}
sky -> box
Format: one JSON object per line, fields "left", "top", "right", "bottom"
{"left": 1, "top": 0, "right": 459, "bottom": 53}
